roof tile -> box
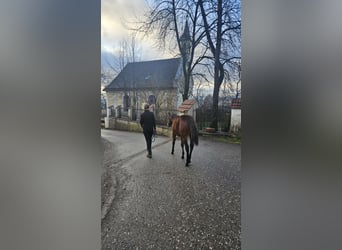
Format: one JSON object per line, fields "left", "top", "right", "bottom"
{"left": 231, "top": 98, "right": 241, "bottom": 109}
{"left": 178, "top": 99, "right": 196, "bottom": 112}
{"left": 104, "top": 58, "right": 181, "bottom": 91}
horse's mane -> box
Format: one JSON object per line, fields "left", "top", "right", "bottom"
{"left": 168, "top": 113, "right": 178, "bottom": 127}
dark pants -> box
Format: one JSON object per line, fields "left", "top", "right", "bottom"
{"left": 143, "top": 130, "right": 153, "bottom": 155}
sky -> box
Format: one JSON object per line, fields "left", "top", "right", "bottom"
{"left": 101, "top": 0, "right": 172, "bottom": 68}
{"left": 101, "top": 0, "right": 240, "bottom": 96}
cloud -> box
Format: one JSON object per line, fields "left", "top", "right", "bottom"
{"left": 101, "top": 0, "right": 146, "bottom": 47}
{"left": 101, "top": 0, "right": 174, "bottom": 63}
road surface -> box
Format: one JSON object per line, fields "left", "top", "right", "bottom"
{"left": 101, "top": 129, "right": 241, "bottom": 249}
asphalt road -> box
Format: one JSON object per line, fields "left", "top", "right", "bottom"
{"left": 101, "top": 129, "right": 241, "bottom": 249}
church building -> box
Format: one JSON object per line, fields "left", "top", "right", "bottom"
{"left": 104, "top": 22, "right": 193, "bottom": 123}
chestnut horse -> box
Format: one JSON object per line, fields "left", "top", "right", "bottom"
{"left": 168, "top": 114, "right": 199, "bottom": 166}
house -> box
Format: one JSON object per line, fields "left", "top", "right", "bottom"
{"left": 104, "top": 23, "right": 193, "bottom": 125}
{"left": 230, "top": 98, "right": 241, "bottom": 134}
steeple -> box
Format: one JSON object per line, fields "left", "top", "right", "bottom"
{"left": 180, "top": 19, "right": 191, "bottom": 60}
{"left": 179, "top": 19, "right": 194, "bottom": 100}
{"left": 180, "top": 19, "right": 191, "bottom": 41}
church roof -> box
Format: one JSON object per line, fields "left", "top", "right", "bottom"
{"left": 104, "top": 58, "right": 181, "bottom": 91}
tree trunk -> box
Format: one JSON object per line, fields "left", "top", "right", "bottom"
{"left": 199, "top": 0, "right": 224, "bottom": 131}
{"left": 210, "top": 84, "right": 219, "bottom": 130}
{"left": 182, "top": 64, "right": 189, "bottom": 101}
{"left": 210, "top": 62, "right": 224, "bottom": 130}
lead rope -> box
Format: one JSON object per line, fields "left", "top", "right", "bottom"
{"left": 152, "top": 130, "right": 157, "bottom": 143}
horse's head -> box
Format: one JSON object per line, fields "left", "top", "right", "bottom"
{"left": 168, "top": 113, "right": 176, "bottom": 127}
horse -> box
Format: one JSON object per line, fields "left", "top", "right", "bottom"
{"left": 168, "top": 113, "right": 199, "bottom": 166}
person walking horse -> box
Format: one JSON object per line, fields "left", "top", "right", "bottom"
{"left": 140, "top": 104, "right": 156, "bottom": 158}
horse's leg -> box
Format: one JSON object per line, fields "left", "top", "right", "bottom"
{"left": 181, "top": 141, "right": 184, "bottom": 159}
{"left": 184, "top": 139, "right": 190, "bottom": 166}
{"left": 171, "top": 133, "right": 176, "bottom": 155}
{"left": 189, "top": 139, "right": 194, "bottom": 163}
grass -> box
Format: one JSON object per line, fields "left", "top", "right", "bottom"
{"left": 200, "top": 133, "right": 241, "bottom": 145}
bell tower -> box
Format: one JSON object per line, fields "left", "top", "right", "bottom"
{"left": 180, "top": 19, "right": 191, "bottom": 63}
{"left": 178, "top": 19, "right": 194, "bottom": 101}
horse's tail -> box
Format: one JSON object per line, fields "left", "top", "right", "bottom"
{"left": 189, "top": 117, "right": 199, "bottom": 146}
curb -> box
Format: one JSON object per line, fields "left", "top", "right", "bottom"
{"left": 101, "top": 175, "right": 117, "bottom": 220}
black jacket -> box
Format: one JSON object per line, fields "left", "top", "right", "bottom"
{"left": 140, "top": 110, "right": 156, "bottom": 133}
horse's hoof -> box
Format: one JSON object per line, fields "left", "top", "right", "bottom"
{"left": 171, "top": 152, "right": 174, "bottom": 155}
{"left": 181, "top": 156, "right": 184, "bottom": 159}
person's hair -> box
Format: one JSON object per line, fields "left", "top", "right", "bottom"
{"left": 144, "top": 104, "right": 149, "bottom": 110}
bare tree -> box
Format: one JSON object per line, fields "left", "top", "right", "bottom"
{"left": 193, "top": 75, "right": 211, "bottom": 107}
{"left": 134, "top": 0, "right": 240, "bottom": 130}
{"left": 103, "top": 33, "right": 141, "bottom": 75}
{"left": 136, "top": 0, "right": 208, "bottom": 101}
{"left": 105, "top": 33, "right": 142, "bottom": 113}
{"left": 198, "top": 0, "right": 241, "bottom": 130}
{"left": 221, "top": 59, "right": 241, "bottom": 102}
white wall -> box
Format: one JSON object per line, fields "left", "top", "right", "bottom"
{"left": 230, "top": 109, "right": 241, "bottom": 133}
{"left": 106, "top": 91, "right": 124, "bottom": 108}
{"left": 106, "top": 89, "right": 177, "bottom": 111}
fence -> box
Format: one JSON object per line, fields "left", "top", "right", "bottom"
{"left": 104, "top": 105, "right": 231, "bottom": 132}
{"left": 107, "top": 106, "right": 177, "bottom": 126}
{"left": 196, "top": 108, "right": 231, "bottom": 132}
{"left": 103, "top": 105, "right": 231, "bottom": 132}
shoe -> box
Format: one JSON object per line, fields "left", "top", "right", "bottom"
{"left": 147, "top": 154, "right": 152, "bottom": 158}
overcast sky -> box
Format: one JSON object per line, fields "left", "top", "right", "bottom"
{"left": 100, "top": 0, "right": 218, "bottom": 94}
{"left": 101, "top": 0, "right": 173, "bottom": 65}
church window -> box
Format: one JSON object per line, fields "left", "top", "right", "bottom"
{"left": 148, "top": 95, "right": 156, "bottom": 105}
